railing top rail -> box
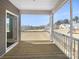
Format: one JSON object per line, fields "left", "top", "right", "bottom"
{"left": 54, "top": 31, "right": 79, "bottom": 41}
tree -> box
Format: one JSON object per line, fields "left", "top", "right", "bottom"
{"left": 55, "top": 20, "right": 62, "bottom": 25}
{"left": 73, "top": 16, "right": 79, "bottom": 23}
{"left": 75, "top": 16, "right": 78, "bottom": 21}
{"left": 63, "top": 19, "right": 69, "bottom": 24}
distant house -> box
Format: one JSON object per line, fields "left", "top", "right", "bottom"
{"left": 73, "top": 23, "right": 79, "bottom": 29}
{"left": 44, "top": 25, "right": 50, "bottom": 32}
{"left": 73, "top": 23, "right": 79, "bottom": 34}
{"left": 59, "top": 24, "right": 70, "bottom": 29}
{"left": 59, "top": 23, "right": 79, "bottom": 33}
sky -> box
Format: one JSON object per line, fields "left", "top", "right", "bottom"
{"left": 54, "top": 0, "right": 79, "bottom": 23}
{"left": 21, "top": 0, "right": 79, "bottom": 26}
{"left": 21, "top": 15, "right": 49, "bottom": 26}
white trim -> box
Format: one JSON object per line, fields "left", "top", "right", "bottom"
{"left": 6, "top": 10, "right": 18, "bottom": 17}
{"left": 6, "top": 42, "right": 18, "bottom": 53}
{"left": 5, "top": 10, "right": 19, "bottom": 54}
{"left": 5, "top": 10, "right": 7, "bottom": 54}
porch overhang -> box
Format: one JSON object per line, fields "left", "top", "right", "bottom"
{"left": 9, "top": 0, "right": 68, "bottom": 14}
{"left": 20, "top": 10, "right": 51, "bottom": 15}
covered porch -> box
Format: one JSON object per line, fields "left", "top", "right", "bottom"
{"left": 0, "top": 0, "right": 79, "bottom": 59}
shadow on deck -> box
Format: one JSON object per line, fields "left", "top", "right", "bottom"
{"left": 1, "top": 41, "right": 69, "bottom": 59}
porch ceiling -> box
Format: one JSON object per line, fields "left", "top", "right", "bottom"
{"left": 9, "top": 0, "right": 67, "bottom": 14}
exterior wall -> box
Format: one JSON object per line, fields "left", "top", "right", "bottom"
{"left": 0, "top": 0, "right": 20, "bottom": 56}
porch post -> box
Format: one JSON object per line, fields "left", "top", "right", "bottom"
{"left": 49, "top": 13, "right": 54, "bottom": 42}
{"left": 19, "top": 14, "right": 21, "bottom": 42}
{"left": 69, "top": 0, "right": 73, "bottom": 59}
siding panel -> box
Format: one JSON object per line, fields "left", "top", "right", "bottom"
{"left": 0, "top": 0, "right": 20, "bottom": 56}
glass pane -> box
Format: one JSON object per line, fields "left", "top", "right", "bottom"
{"left": 7, "top": 13, "right": 13, "bottom": 39}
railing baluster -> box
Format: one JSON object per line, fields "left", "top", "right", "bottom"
{"left": 77, "top": 41, "right": 79, "bottom": 59}
{"left": 65, "top": 36, "right": 67, "bottom": 55}
{"left": 74, "top": 40, "right": 75, "bottom": 59}
{"left": 72, "top": 40, "right": 75, "bottom": 59}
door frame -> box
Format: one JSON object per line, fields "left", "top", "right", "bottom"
{"left": 5, "top": 10, "right": 19, "bottom": 53}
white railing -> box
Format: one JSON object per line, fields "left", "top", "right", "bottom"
{"left": 54, "top": 31, "right": 79, "bottom": 59}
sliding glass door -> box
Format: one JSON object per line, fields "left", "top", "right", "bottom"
{"left": 6, "top": 11, "right": 18, "bottom": 49}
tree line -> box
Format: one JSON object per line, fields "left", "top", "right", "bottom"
{"left": 21, "top": 25, "right": 47, "bottom": 31}
{"left": 55, "top": 16, "right": 79, "bottom": 25}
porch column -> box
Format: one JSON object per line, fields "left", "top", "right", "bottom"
{"left": 49, "top": 13, "right": 54, "bottom": 42}
{"left": 18, "top": 14, "right": 21, "bottom": 42}
{"left": 69, "top": 0, "right": 73, "bottom": 59}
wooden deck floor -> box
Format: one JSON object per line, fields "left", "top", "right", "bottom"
{"left": 1, "top": 31, "right": 68, "bottom": 59}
